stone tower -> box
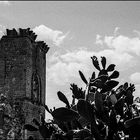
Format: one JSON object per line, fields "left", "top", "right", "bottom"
{"left": 0, "top": 28, "right": 49, "bottom": 139}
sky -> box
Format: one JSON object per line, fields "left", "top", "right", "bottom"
{"left": 0, "top": 1, "right": 140, "bottom": 119}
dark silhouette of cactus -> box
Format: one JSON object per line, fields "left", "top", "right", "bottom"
{"left": 24, "top": 55, "right": 140, "bottom": 140}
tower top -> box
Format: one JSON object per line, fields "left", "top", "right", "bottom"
{"left": 1, "top": 28, "right": 49, "bottom": 53}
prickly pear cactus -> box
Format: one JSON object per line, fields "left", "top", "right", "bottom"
{"left": 25, "top": 55, "right": 138, "bottom": 140}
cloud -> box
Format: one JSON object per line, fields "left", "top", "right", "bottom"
{"left": 130, "top": 72, "right": 140, "bottom": 84}
{"left": 95, "top": 34, "right": 103, "bottom": 45}
{"left": 47, "top": 49, "right": 93, "bottom": 85}
{"left": 134, "top": 84, "right": 140, "bottom": 97}
{"left": 0, "top": 30, "right": 4, "bottom": 38}
{"left": 0, "top": 1, "right": 10, "bottom": 5}
{"left": 114, "top": 27, "right": 120, "bottom": 36}
{"left": 47, "top": 48, "right": 136, "bottom": 86}
{"left": 0, "top": 25, "right": 6, "bottom": 38}
{"left": 97, "top": 49, "right": 135, "bottom": 70}
{"left": 33, "top": 25, "right": 68, "bottom": 47}
{"left": 48, "top": 58, "right": 89, "bottom": 85}
{"left": 130, "top": 72, "right": 140, "bottom": 97}
{"left": 95, "top": 28, "right": 140, "bottom": 56}
{"left": 47, "top": 28, "right": 139, "bottom": 86}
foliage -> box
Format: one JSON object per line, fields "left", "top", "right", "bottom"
{"left": 24, "top": 55, "right": 140, "bottom": 140}
{"left": 0, "top": 93, "right": 25, "bottom": 140}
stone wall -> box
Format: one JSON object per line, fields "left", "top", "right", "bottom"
{"left": 0, "top": 28, "right": 49, "bottom": 139}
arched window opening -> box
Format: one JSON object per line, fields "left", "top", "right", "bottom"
{"left": 31, "top": 72, "right": 41, "bottom": 104}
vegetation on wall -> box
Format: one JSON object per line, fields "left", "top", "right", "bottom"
{"left": 0, "top": 93, "right": 25, "bottom": 140}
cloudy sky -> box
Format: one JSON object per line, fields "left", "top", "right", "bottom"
{"left": 1, "top": 1, "right": 140, "bottom": 119}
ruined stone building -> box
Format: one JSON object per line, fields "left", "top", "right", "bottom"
{"left": 0, "top": 28, "right": 49, "bottom": 139}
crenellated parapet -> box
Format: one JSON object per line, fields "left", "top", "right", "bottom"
{"left": 1, "top": 28, "right": 49, "bottom": 54}
{"left": 37, "top": 41, "right": 49, "bottom": 53}
{"left": 1, "top": 28, "right": 37, "bottom": 41}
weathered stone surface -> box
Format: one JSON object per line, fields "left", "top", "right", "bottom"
{"left": 0, "top": 28, "right": 49, "bottom": 139}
